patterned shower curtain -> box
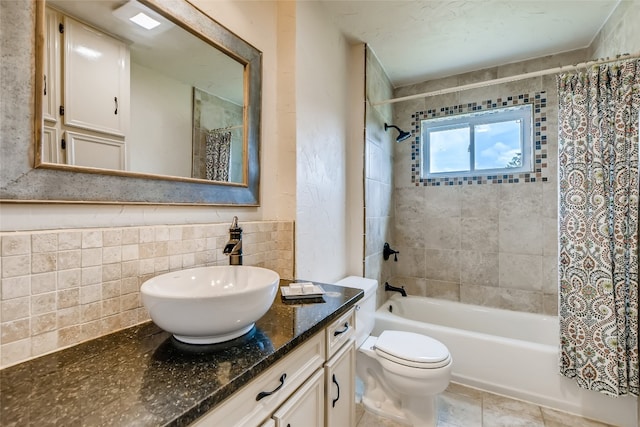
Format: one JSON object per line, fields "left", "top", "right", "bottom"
{"left": 557, "top": 59, "right": 640, "bottom": 397}
{"left": 205, "top": 129, "right": 232, "bottom": 182}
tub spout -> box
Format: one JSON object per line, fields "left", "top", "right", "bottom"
{"left": 385, "top": 282, "right": 407, "bottom": 297}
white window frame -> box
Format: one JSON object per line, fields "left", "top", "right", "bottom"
{"left": 421, "top": 104, "right": 533, "bottom": 178}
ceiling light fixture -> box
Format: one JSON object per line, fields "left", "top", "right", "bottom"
{"left": 113, "top": 0, "right": 172, "bottom": 34}
{"left": 129, "top": 12, "right": 161, "bottom": 30}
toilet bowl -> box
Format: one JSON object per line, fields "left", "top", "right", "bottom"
{"left": 334, "top": 276, "right": 452, "bottom": 427}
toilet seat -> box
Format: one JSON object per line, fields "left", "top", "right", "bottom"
{"left": 374, "top": 330, "right": 451, "bottom": 369}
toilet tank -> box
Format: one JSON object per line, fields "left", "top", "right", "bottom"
{"left": 334, "top": 276, "right": 378, "bottom": 347}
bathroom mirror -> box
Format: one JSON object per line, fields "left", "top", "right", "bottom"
{"left": 1, "top": 0, "right": 261, "bottom": 205}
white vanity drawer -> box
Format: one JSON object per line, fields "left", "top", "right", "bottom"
{"left": 326, "top": 308, "right": 355, "bottom": 359}
{"left": 192, "top": 331, "right": 325, "bottom": 427}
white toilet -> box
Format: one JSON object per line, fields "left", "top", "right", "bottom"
{"left": 335, "top": 276, "right": 452, "bottom": 427}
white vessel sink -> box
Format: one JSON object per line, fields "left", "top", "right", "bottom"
{"left": 141, "top": 266, "right": 280, "bottom": 344}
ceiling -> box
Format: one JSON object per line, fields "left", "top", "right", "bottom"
{"left": 320, "top": 0, "right": 621, "bottom": 87}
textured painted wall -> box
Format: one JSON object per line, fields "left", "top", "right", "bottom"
{"left": 590, "top": 0, "right": 640, "bottom": 60}
{"left": 294, "top": 1, "right": 352, "bottom": 282}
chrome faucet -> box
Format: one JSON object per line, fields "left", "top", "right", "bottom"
{"left": 223, "top": 216, "right": 243, "bottom": 265}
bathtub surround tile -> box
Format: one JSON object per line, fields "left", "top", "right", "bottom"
{"left": 461, "top": 218, "right": 498, "bottom": 252}
{"left": 391, "top": 276, "right": 428, "bottom": 297}
{"left": 425, "top": 249, "right": 460, "bottom": 283}
{"left": 425, "top": 216, "right": 461, "bottom": 250}
{"left": 499, "top": 182, "right": 543, "bottom": 220}
{"left": 499, "top": 253, "right": 542, "bottom": 291}
{"left": 498, "top": 216, "right": 543, "bottom": 255}
{"left": 424, "top": 279, "right": 460, "bottom": 301}
{"left": 425, "top": 185, "right": 461, "bottom": 218}
{"left": 542, "top": 217, "right": 558, "bottom": 256}
{"left": 392, "top": 69, "right": 557, "bottom": 316}
{"left": 0, "top": 220, "right": 295, "bottom": 368}
{"left": 542, "top": 293, "right": 558, "bottom": 316}
{"left": 459, "top": 251, "right": 499, "bottom": 288}
{"left": 395, "top": 188, "right": 425, "bottom": 249}
{"left": 460, "top": 182, "right": 500, "bottom": 219}
{"left": 461, "top": 284, "right": 543, "bottom": 313}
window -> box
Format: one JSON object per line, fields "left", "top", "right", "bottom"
{"left": 421, "top": 104, "right": 533, "bottom": 178}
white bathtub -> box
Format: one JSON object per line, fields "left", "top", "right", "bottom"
{"left": 373, "top": 295, "right": 637, "bottom": 427}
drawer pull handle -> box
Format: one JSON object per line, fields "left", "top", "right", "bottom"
{"left": 333, "top": 322, "right": 349, "bottom": 336}
{"left": 332, "top": 374, "right": 340, "bottom": 408}
{"left": 255, "top": 373, "right": 287, "bottom": 401}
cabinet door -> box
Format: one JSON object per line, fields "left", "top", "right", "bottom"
{"left": 65, "top": 131, "right": 125, "bottom": 170}
{"left": 43, "top": 7, "right": 60, "bottom": 123}
{"left": 41, "top": 126, "right": 60, "bottom": 163}
{"left": 325, "top": 340, "right": 356, "bottom": 427}
{"left": 63, "top": 16, "right": 129, "bottom": 136}
{"left": 272, "top": 369, "right": 324, "bottom": 427}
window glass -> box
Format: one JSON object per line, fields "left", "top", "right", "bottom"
{"left": 474, "top": 120, "right": 522, "bottom": 170}
{"left": 429, "top": 126, "right": 469, "bottom": 173}
{"left": 421, "top": 104, "right": 532, "bottom": 178}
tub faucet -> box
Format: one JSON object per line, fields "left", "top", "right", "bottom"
{"left": 385, "top": 282, "right": 407, "bottom": 297}
{"left": 223, "top": 216, "right": 243, "bottom": 265}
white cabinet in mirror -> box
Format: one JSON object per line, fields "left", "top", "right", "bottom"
{"left": 39, "top": 0, "right": 246, "bottom": 184}
{"left": 43, "top": 7, "right": 129, "bottom": 170}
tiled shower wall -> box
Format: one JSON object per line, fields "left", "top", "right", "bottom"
{"left": 389, "top": 49, "right": 592, "bottom": 315}
{"left": 364, "top": 46, "right": 395, "bottom": 307}
{"left": 0, "top": 220, "right": 294, "bottom": 368}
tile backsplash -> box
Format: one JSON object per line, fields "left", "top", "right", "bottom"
{"left": 0, "top": 220, "right": 294, "bottom": 368}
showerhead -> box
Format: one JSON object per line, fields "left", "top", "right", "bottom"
{"left": 384, "top": 123, "right": 411, "bottom": 143}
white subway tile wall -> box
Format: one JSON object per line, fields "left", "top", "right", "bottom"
{"left": 0, "top": 221, "right": 294, "bottom": 368}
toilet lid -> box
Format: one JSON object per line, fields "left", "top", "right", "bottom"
{"left": 374, "top": 330, "right": 451, "bottom": 368}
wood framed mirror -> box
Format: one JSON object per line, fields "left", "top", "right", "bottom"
{"left": 1, "top": 0, "right": 262, "bottom": 205}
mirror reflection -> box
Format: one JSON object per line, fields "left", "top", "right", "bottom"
{"left": 40, "top": 0, "right": 246, "bottom": 184}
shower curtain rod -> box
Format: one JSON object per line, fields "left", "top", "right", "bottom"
{"left": 211, "top": 124, "right": 243, "bottom": 132}
{"left": 371, "top": 52, "right": 640, "bottom": 106}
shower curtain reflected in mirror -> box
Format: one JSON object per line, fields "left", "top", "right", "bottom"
{"left": 557, "top": 58, "right": 640, "bottom": 397}
{"left": 206, "top": 129, "right": 232, "bottom": 182}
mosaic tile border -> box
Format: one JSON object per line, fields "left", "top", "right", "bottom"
{"left": 410, "top": 91, "right": 549, "bottom": 186}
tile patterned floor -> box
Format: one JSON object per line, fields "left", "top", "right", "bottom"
{"left": 355, "top": 383, "right": 617, "bottom": 427}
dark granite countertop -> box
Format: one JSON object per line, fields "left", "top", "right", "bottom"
{"left": 0, "top": 280, "right": 363, "bottom": 426}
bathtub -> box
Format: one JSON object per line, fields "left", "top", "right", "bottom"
{"left": 372, "top": 295, "right": 637, "bottom": 427}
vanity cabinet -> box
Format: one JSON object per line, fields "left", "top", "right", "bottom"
{"left": 324, "top": 308, "right": 356, "bottom": 427}
{"left": 192, "top": 307, "right": 357, "bottom": 427}
{"left": 272, "top": 369, "right": 325, "bottom": 427}
{"left": 42, "top": 7, "right": 129, "bottom": 169}
{"left": 325, "top": 340, "right": 356, "bottom": 427}
{"left": 191, "top": 332, "right": 325, "bottom": 427}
